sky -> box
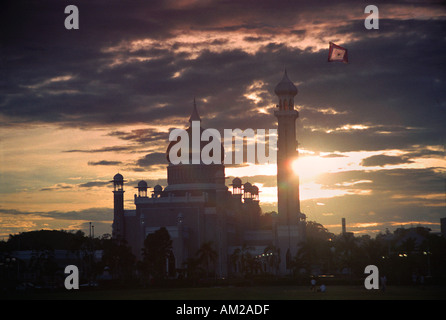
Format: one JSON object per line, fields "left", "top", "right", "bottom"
{"left": 0, "top": 0, "right": 445, "bottom": 239}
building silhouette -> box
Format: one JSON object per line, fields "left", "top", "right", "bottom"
{"left": 112, "top": 72, "right": 306, "bottom": 277}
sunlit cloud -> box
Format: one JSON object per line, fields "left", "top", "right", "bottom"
{"left": 22, "top": 74, "right": 75, "bottom": 90}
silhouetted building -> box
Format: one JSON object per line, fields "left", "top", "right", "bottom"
{"left": 112, "top": 72, "right": 306, "bottom": 277}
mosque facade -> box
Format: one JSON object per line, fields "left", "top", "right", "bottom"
{"left": 111, "top": 72, "right": 306, "bottom": 277}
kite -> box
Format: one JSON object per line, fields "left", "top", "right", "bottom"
{"left": 328, "top": 42, "right": 348, "bottom": 63}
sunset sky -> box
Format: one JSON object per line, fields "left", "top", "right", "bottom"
{"left": 1, "top": 0, "right": 445, "bottom": 239}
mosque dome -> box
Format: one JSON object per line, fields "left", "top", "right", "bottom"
{"left": 137, "top": 180, "right": 148, "bottom": 188}
{"left": 274, "top": 70, "right": 298, "bottom": 96}
{"left": 113, "top": 173, "right": 124, "bottom": 181}
{"left": 154, "top": 184, "right": 163, "bottom": 193}
{"left": 231, "top": 177, "right": 242, "bottom": 188}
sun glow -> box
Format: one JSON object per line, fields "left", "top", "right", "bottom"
{"left": 291, "top": 153, "right": 351, "bottom": 181}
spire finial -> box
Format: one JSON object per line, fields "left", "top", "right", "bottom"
{"left": 189, "top": 97, "right": 201, "bottom": 123}
{"left": 282, "top": 68, "right": 290, "bottom": 81}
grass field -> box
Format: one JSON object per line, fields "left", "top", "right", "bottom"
{"left": 7, "top": 285, "right": 446, "bottom": 300}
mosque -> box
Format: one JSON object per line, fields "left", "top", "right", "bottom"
{"left": 111, "top": 71, "right": 306, "bottom": 277}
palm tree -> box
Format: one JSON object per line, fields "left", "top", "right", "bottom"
{"left": 237, "top": 244, "right": 258, "bottom": 277}
{"left": 183, "top": 257, "right": 204, "bottom": 281}
{"left": 229, "top": 244, "right": 256, "bottom": 277}
{"left": 142, "top": 227, "right": 173, "bottom": 280}
{"left": 264, "top": 245, "right": 280, "bottom": 275}
{"left": 229, "top": 247, "right": 242, "bottom": 276}
{"left": 196, "top": 241, "right": 218, "bottom": 278}
{"left": 290, "top": 244, "right": 310, "bottom": 276}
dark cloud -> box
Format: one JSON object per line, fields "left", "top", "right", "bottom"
{"left": 360, "top": 155, "right": 413, "bottom": 167}
{"left": 87, "top": 160, "right": 123, "bottom": 166}
{"left": 64, "top": 146, "right": 135, "bottom": 153}
{"left": 44, "top": 207, "right": 113, "bottom": 222}
{"left": 136, "top": 152, "right": 168, "bottom": 168}
{"left": 298, "top": 125, "right": 443, "bottom": 153}
{"left": 321, "top": 153, "right": 347, "bottom": 158}
{"left": 316, "top": 168, "right": 445, "bottom": 196}
{"left": 0, "top": 207, "right": 112, "bottom": 222}
{"left": 108, "top": 129, "right": 170, "bottom": 146}
{"left": 78, "top": 181, "right": 111, "bottom": 188}
{"left": 39, "top": 180, "right": 112, "bottom": 191}
{"left": 40, "top": 184, "right": 73, "bottom": 192}
{"left": 404, "top": 148, "right": 445, "bottom": 159}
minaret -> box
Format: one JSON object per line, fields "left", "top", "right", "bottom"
{"left": 111, "top": 173, "right": 125, "bottom": 240}
{"left": 274, "top": 70, "right": 305, "bottom": 273}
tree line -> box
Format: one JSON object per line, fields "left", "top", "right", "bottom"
{"left": 1, "top": 221, "right": 446, "bottom": 290}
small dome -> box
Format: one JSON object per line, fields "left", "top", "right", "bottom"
{"left": 251, "top": 185, "right": 259, "bottom": 195}
{"left": 274, "top": 70, "right": 298, "bottom": 96}
{"left": 243, "top": 182, "right": 252, "bottom": 192}
{"left": 113, "top": 173, "right": 124, "bottom": 181}
{"left": 154, "top": 184, "right": 163, "bottom": 192}
{"left": 137, "top": 180, "right": 148, "bottom": 188}
{"left": 232, "top": 177, "right": 242, "bottom": 188}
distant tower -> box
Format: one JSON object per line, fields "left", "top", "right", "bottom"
{"left": 111, "top": 173, "right": 125, "bottom": 240}
{"left": 231, "top": 177, "right": 243, "bottom": 202}
{"left": 136, "top": 180, "right": 148, "bottom": 198}
{"left": 274, "top": 70, "right": 306, "bottom": 273}
{"left": 243, "top": 182, "right": 253, "bottom": 202}
{"left": 342, "top": 218, "right": 346, "bottom": 235}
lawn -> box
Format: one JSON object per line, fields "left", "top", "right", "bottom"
{"left": 8, "top": 285, "right": 446, "bottom": 300}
